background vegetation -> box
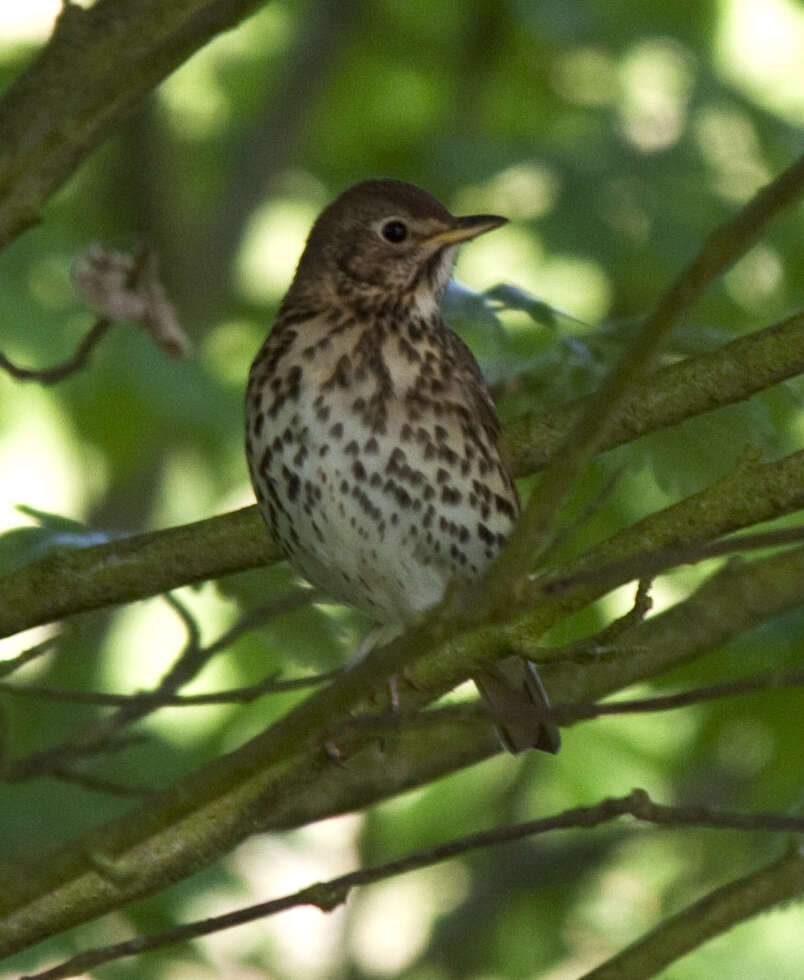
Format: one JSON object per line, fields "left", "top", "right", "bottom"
{"left": 0, "top": 1, "right": 802, "bottom": 978}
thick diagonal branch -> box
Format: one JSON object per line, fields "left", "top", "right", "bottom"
{"left": 0, "top": 0, "right": 269, "bottom": 250}
{"left": 581, "top": 848, "right": 804, "bottom": 980}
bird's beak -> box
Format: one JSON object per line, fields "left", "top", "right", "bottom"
{"left": 428, "top": 213, "right": 508, "bottom": 246}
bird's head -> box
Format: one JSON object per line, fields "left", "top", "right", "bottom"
{"left": 287, "top": 179, "right": 506, "bottom": 316}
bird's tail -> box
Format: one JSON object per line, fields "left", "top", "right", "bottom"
{"left": 473, "top": 656, "right": 561, "bottom": 754}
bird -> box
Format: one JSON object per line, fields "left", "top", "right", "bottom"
{"left": 245, "top": 178, "right": 560, "bottom": 754}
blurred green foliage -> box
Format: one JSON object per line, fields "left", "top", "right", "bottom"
{"left": 1, "top": 1, "right": 803, "bottom": 978}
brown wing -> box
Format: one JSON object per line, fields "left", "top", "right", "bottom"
{"left": 443, "top": 328, "right": 501, "bottom": 438}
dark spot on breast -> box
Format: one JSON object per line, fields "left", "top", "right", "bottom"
{"left": 398, "top": 337, "right": 421, "bottom": 362}
{"left": 283, "top": 467, "right": 300, "bottom": 502}
{"left": 495, "top": 494, "right": 517, "bottom": 519}
{"left": 477, "top": 522, "right": 495, "bottom": 545}
{"left": 438, "top": 445, "right": 458, "bottom": 465}
{"left": 472, "top": 481, "right": 491, "bottom": 501}
{"left": 325, "top": 354, "right": 352, "bottom": 389}
{"left": 387, "top": 447, "right": 406, "bottom": 473}
{"left": 441, "top": 486, "right": 462, "bottom": 505}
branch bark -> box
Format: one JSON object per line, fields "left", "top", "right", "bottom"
{"left": 581, "top": 847, "right": 804, "bottom": 980}
{"left": 0, "top": 0, "right": 270, "bottom": 251}
{"left": 0, "top": 507, "right": 279, "bottom": 638}
{"left": 503, "top": 310, "right": 804, "bottom": 477}
{"left": 20, "top": 794, "right": 804, "bottom": 980}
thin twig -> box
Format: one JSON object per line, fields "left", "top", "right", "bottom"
{"left": 3, "top": 589, "right": 320, "bottom": 781}
{"left": 522, "top": 579, "right": 653, "bottom": 665}
{"left": 0, "top": 319, "right": 113, "bottom": 384}
{"left": 0, "top": 633, "right": 61, "bottom": 678}
{"left": 201, "top": 589, "right": 323, "bottom": 658}
{"left": 543, "top": 463, "right": 627, "bottom": 561}
{"left": 49, "top": 766, "right": 157, "bottom": 799}
{"left": 7, "top": 733, "right": 146, "bottom": 783}
{"left": 543, "top": 524, "right": 804, "bottom": 598}
{"left": 21, "top": 789, "right": 804, "bottom": 980}
{"left": 0, "top": 668, "right": 341, "bottom": 708}
{"left": 549, "top": 669, "right": 804, "bottom": 726}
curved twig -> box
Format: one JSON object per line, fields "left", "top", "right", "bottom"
{"left": 21, "top": 790, "right": 804, "bottom": 980}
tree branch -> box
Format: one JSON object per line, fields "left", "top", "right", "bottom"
{"left": 20, "top": 791, "right": 804, "bottom": 980}
{"left": 0, "top": 506, "right": 279, "bottom": 638}
{"left": 502, "top": 310, "right": 804, "bottom": 477}
{"left": 581, "top": 847, "right": 804, "bottom": 980}
{"left": 549, "top": 669, "right": 804, "bottom": 726}
{"left": 0, "top": 668, "right": 338, "bottom": 710}
{"left": 0, "top": 319, "right": 114, "bottom": 383}
{"left": 0, "top": 0, "right": 271, "bottom": 251}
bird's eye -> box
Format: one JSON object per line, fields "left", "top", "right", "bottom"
{"left": 381, "top": 220, "right": 408, "bottom": 244}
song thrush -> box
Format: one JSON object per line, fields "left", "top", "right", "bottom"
{"left": 245, "top": 179, "right": 560, "bottom": 754}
